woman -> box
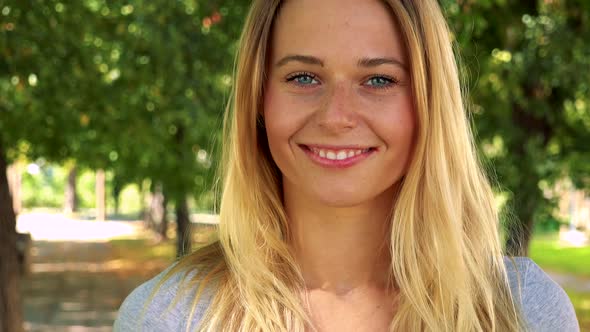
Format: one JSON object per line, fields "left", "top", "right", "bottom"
{"left": 114, "top": 0, "right": 579, "bottom": 331}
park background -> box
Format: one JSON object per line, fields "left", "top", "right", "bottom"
{"left": 1, "top": 0, "right": 589, "bottom": 331}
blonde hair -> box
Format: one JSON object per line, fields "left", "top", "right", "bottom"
{"left": 156, "top": 0, "right": 526, "bottom": 331}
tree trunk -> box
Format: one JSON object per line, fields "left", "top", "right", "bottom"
{"left": 175, "top": 195, "right": 191, "bottom": 257}
{"left": 144, "top": 183, "right": 168, "bottom": 239}
{"left": 503, "top": 78, "right": 556, "bottom": 255}
{"left": 64, "top": 166, "right": 77, "bottom": 214}
{"left": 112, "top": 178, "right": 122, "bottom": 216}
{"left": 141, "top": 180, "right": 153, "bottom": 229}
{"left": 159, "top": 192, "right": 168, "bottom": 240}
{"left": 0, "top": 143, "right": 23, "bottom": 332}
{"left": 152, "top": 183, "right": 167, "bottom": 239}
{"left": 505, "top": 212, "right": 534, "bottom": 257}
{"left": 96, "top": 169, "right": 106, "bottom": 221}
{"left": 145, "top": 184, "right": 158, "bottom": 232}
{"left": 505, "top": 182, "right": 540, "bottom": 256}
{"left": 7, "top": 164, "right": 21, "bottom": 216}
{"left": 504, "top": 155, "right": 542, "bottom": 256}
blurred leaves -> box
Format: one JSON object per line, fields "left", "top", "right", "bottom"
{"left": 442, "top": 0, "right": 590, "bottom": 251}
{"left": 1, "top": 1, "right": 589, "bottom": 250}
{"left": 0, "top": 0, "right": 249, "bottom": 202}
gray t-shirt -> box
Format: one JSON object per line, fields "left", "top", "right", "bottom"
{"left": 114, "top": 257, "right": 579, "bottom": 331}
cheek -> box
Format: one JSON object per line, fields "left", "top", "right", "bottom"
{"left": 375, "top": 99, "right": 416, "bottom": 156}
{"left": 263, "top": 86, "right": 302, "bottom": 165}
{"left": 263, "top": 87, "right": 286, "bottom": 150}
{"left": 263, "top": 86, "right": 310, "bottom": 148}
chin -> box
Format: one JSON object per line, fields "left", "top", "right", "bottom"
{"left": 313, "top": 190, "right": 374, "bottom": 208}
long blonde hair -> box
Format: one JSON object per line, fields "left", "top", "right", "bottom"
{"left": 157, "top": 0, "right": 526, "bottom": 331}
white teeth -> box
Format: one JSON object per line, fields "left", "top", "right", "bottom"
{"left": 310, "top": 147, "right": 370, "bottom": 160}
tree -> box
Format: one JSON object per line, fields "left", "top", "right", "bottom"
{"left": 87, "top": 0, "right": 249, "bottom": 255}
{"left": 442, "top": 0, "right": 590, "bottom": 254}
{"left": 0, "top": 141, "right": 23, "bottom": 332}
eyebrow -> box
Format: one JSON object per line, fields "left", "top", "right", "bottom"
{"left": 275, "top": 54, "right": 324, "bottom": 67}
{"left": 275, "top": 54, "right": 407, "bottom": 70}
{"left": 358, "top": 57, "right": 407, "bottom": 70}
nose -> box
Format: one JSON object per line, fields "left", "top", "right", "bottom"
{"left": 316, "top": 82, "right": 358, "bottom": 133}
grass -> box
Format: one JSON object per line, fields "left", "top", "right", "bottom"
{"left": 564, "top": 288, "right": 590, "bottom": 331}
{"left": 530, "top": 233, "right": 590, "bottom": 330}
{"left": 109, "top": 238, "right": 175, "bottom": 262}
{"left": 107, "top": 224, "right": 218, "bottom": 266}
{"left": 529, "top": 233, "right": 590, "bottom": 277}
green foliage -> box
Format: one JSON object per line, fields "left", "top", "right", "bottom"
{"left": 441, "top": 0, "right": 590, "bottom": 250}
{"left": 77, "top": 169, "right": 100, "bottom": 209}
{"left": 21, "top": 163, "right": 66, "bottom": 208}
{"left": 117, "top": 184, "right": 143, "bottom": 215}
{"left": 21, "top": 161, "right": 146, "bottom": 215}
{"left": 0, "top": 0, "right": 250, "bottom": 209}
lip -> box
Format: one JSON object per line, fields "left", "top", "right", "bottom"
{"left": 298, "top": 144, "right": 376, "bottom": 169}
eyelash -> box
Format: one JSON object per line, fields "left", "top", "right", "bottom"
{"left": 284, "top": 72, "right": 400, "bottom": 90}
{"left": 285, "top": 72, "right": 319, "bottom": 87}
{"left": 365, "top": 75, "right": 399, "bottom": 90}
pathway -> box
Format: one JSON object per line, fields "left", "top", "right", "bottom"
{"left": 547, "top": 271, "right": 590, "bottom": 293}
{"left": 18, "top": 213, "right": 167, "bottom": 332}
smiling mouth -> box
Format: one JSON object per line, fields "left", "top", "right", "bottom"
{"left": 299, "top": 144, "right": 377, "bottom": 162}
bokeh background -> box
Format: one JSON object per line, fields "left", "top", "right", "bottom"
{"left": 0, "top": 0, "right": 589, "bottom": 331}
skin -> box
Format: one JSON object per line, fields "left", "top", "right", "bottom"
{"left": 263, "top": 0, "right": 416, "bottom": 330}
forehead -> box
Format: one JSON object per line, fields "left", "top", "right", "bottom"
{"left": 271, "top": 0, "right": 407, "bottom": 64}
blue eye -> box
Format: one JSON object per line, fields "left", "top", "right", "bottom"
{"left": 365, "top": 76, "right": 397, "bottom": 89}
{"left": 286, "top": 72, "right": 320, "bottom": 86}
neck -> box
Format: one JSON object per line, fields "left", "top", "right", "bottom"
{"left": 285, "top": 185, "right": 395, "bottom": 294}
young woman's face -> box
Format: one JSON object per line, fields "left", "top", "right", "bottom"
{"left": 264, "top": 0, "right": 416, "bottom": 207}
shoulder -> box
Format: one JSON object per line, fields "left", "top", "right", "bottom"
{"left": 113, "top": 263, "right": 215, "bottom": 331}
{"left": 504, "top": 256, "right": 580, "bottom": 332}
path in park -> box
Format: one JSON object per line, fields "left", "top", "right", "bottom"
{"left": 547, "top": 271, "right": 590, "bottom": 293}
{"left": 18, "top": 213, "right": 167, "bottom": 332}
